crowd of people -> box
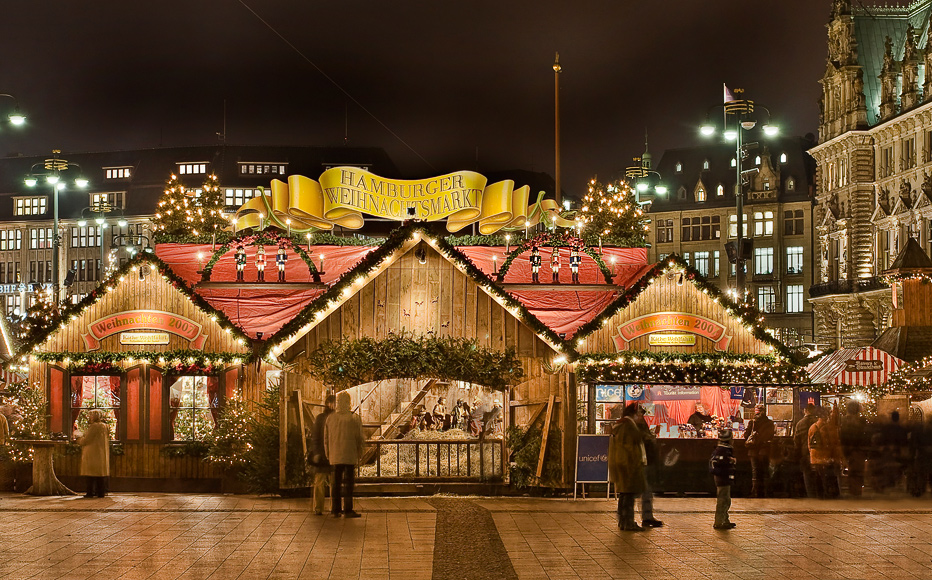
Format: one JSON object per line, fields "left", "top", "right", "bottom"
{"left": 403, "top": 397, "right": 503, "bottom": 437}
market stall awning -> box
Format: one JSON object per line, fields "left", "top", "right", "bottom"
{"left": 806, "top": 346, "right": 904, "bottom": 387}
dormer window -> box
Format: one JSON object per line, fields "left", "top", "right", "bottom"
{"left": 696, "top": 186, "right": 707, "bottom": 202}
{"left": 238, "top": 162, "right": 288, "bottom": 176}
{"left": 787, "top": 177, "right": 795, "bottom": 191}
{"left": 702, "top": 159, "right": 710, "bottom": 170}
{"left": 780, "top": 152, "right": 788, "bottom": 164}
{"left": 675, "top": 162, "right": 683, "bottom": 173}
{"left": 105, "top": 167, "right": 132, "bottom": 180}
{"left": 717, "top": 184, "right": 724, "bottom": 196}
{"left": 730, "top": 158, "right": 736, "bottom": 167}
{"left": 764, "top": 181, "right": 771, "bottom": 190}
{"left": 677, "top": 186, "right": 686, "bottom": 199}
{"left": 755, "top": 156, "right": 761, "bottom": 165}
{"left": 178, "top": 163, "right": 207, "bottom": 175}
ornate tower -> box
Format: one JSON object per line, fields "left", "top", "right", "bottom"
{"left": 819, "top": 0, "right": 866, "bottom": 142}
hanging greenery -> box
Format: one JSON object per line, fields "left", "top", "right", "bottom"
{"left": 496, "top": 230, "right": 613, "bottom": 282}
{"left": 576, "top": 351, "right": 807, "bottom": 385}
{"left": 307, "top": 333, "right": 525, "bottom": 392}
{"left": 30, "top": 350, "right": 244, "bottom": 374}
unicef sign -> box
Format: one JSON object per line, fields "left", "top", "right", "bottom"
{"left": 595, "top": 385, "right": 645, "bottom": 403}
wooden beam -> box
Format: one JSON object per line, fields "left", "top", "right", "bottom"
{"left": 500, "top": 283, "right": 622, "bottom": 292}
{"left": 535, "top": 394, "right": 556, "bottom": 480}
{"left": 510, "top": 398, "right": 562, "bottom": 408}
{"left": 196, "top": 281, "right": 327, "bottom": 290}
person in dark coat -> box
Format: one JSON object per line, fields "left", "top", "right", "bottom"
{"left": 839, "top": 401, "right": 869, "bottom": 497}
{"left": 709, "top": 429, "right": 736, "bottom": 529}
{"left": 310, "top": 395, "right": 335, "bottom": 515}
{"left": 608, "top": 403, "right": 646, "bottom": 531}
{"left": 746, "top": 404, "right": 775, "bottom": 497}
{"left": 687, "top": 404, "right": 713, "bottom": 437}
{"left": 634, "top": 405, "right": 663, "bottom": 527}
{"left": 77, "top": 410, "right": 110, "bottom": 498}
{"left": 794, "top": 403, "right": 820, "bottom": 497}
{"left": 324, "top": 391, "right": 366, "bottom": 518}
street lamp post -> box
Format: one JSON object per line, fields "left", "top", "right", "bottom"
{"left": 0, "top": 93, "right": 26, "bottom": 126}
{"left": 25, "top": 151, "right": 89, "bottom": 304}
{"left": 78, "top": 204, "right": 127, "bottom": 274}
{"left": 625, "top": 160, "right": 668, "bottom": 206}
{"left": 700, "top": 90, "right": 778, "bottom": 301}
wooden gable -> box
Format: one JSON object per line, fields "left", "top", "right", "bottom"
{"left": 290, "top": 240, "right": 557, "bottom": 359}
{"left": 576, "top": 270, "right": 774, "bottom": 356}
{"left": 39, "top": 266, "right": 250, "bottom": 356}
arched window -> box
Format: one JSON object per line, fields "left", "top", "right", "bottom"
{"left": 717, "top": 184, "right": 724, "bottom": 196}
{"left": 677, "top": 186, "right": 687, "bottom": 199}
{"left": 787, "top": 177, "right": 795, "bottom": 191}
{"left": 755, "top": 155, "right": 761, "bottom": 165}
{"left": 780, "top": 152, "right": 788, "bottom": 163}
{"left": 731, "top": 158, "right": 736, "bottom": 167}
{"left": 702, "top": 159, "right": 710, "bottom": 170}
{"left": 675, "top": 162, "right": 683, "bottom": 173}
{"left": 696, "top": 186, "right": 707, "bottom": 202}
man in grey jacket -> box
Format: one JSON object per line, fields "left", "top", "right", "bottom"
{"left": 324, "top": 391, "right": 366, "bottom": 518}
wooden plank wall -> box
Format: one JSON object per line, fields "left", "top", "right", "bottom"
{"left": 578, "top": 273, "right": 773, "bottom": 356}
{"left": 54, "top": 442, "right": 222, "bottom": 479}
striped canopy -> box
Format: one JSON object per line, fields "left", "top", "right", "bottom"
{"left": 806, "top": 346, "right": 904, "bottom": 387}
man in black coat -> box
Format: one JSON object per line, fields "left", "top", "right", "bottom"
{"left": 746, "top": 404, "right": 775, "bottom": 498}
{"left": 310, "top": 395, "right": 336, "bottom": 515}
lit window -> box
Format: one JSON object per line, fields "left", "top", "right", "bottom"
{"left": 14, "top": 196, "right": 47, "bottom": 216}
{"left": 754, "top": 247, "right": 774, "bottom": 275}
{"left": 728, "top": 214, "right": 748, "bottom": 238}
{"left": 755, "top": 156, "right": 761, "bottom": 165}
{"left": 92, "top": 192, "right": 124, "bottom": 210}
{"left": 703, "top": 159, "right": 710, "bottom": 170}
{"left": 786, "top": 246, "right": 804, "bottom": 274}
{"left": 675, "top": 162, "right": 683, "bottom": 173}
{"left": 731, "top": 158, "right": 736, "bottom": 168}
{"left": 694, "top": 251, "right": 710, "bottom": 276}
{"left": 168, "top": 376, "right": 219, "bottom": 441}
{"left": 238, "top": 162, "right": 287, "bottom": 176}
{"left": 787, "top": 178, "right": 795, "bottom": 191}
{"left": 178, "top": 163, "right": 207, "bottom": 175}
{"left": 71, "top": 375, "right": 120, "bottom": 439}
{"left": 224, "top": 188, "right": 264, "bottom": 208}
{"left": 786, "top": 284, "right": 804, "bottom": 313}
{"left": 757, "top": 286, "right": 776, "bottom": 312}
{"left": 780, "top": 153, "right": 788, "bottom": 163}
{"left": 753, "top": 211, "right": 774, "bottom": 237}
{"left": 105, "top": 167, "right": 132, "bottom": 179}
{"left": 696, "top": 186, "right": 707, "bottom": 202}
{"left": 717, "top": 184, "right": 724, "bottom": 196}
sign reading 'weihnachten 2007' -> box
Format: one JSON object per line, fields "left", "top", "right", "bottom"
{"left": 611, "top": 311, "right": 733, "bottom": 352}
{"left": 232, "top": 167, "right": 574, "bottom": 235}
{"left": 82, "top": 310, "right": 207, "bottom": 351}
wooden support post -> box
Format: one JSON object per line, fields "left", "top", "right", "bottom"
{"left": 536, "top": 394, "right": 556, "bottom": 480}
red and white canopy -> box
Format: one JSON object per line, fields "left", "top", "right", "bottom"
{"left": 806, "top": 346, "right": 904, "bottom": 387}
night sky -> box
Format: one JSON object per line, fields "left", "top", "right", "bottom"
{"left": 0, "top": 1, "right": 829, "bottom": 198}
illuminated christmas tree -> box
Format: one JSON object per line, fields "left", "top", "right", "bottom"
{"left": 152, "top": 173, "right": 192, "bottom": 236}
{"left": 6, "top": 380, "right": 48, "bottom": 461}
{"left": 577, "top": 178, "right": 649, "bottom": 244}
{"left": 195, "top": 173, "right": 228, "bottom": 237}
{"left": 205, "top": 391, "right": 253, "bottom": 469}
{"left": 15, "top": 286, "right": 58, "bottom": 342}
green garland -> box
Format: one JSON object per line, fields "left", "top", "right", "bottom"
{"left": 10, "top": 253, "right": 254, "bottom": 366}
{"left": 497, "top": 231, "right": 612, "bottom": 283}
{"left": 200, "top": 230, "right": 318, "bottom": 281}
{"left": 32, "top": 350, "right": 246, "bottom": 374}
{"left": 307, "top": 333, "right": 525, "bottom": 392}
{"left": 266, "top": 223, "right": 566, "bottom": 356}
{"left": 572, "top": 253, "right": 795, "bottom": 360}
{"left": 576, "top": 351, "right": 806, "bottom": 385}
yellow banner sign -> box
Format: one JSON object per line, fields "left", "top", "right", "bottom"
{"left": 232, "top": 167, "right": 574, "bottom": 234}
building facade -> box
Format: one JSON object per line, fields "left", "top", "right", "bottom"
{"left": 648, "top": 137, "right": 817, "bottom": 348}
{"left": 809, "top": 0, "right": 932, "bottom": 349}
{"left": 0, "top": 145, "right": 397, "bottom": 316}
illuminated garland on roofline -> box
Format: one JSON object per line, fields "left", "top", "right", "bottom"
{"left": 9, "top": 253, "right": 254, "bottom": 369}
{"left": 30, "top": 350, "right": 245, "bottom": 374}
{"left": 576, "top": 351, "right": 807, "bottom": 385}
{"left": 263, "top": 222, "right": 566, "bottom": 360}
{"left": 573, "top": 253, "right": 795, "bottom": 360}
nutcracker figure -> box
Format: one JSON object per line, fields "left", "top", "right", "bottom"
{"left": 235, "top": 243, "right": 246, "bottom": 282}
{"left": 570, "top": 247, "right": 581, "bottom": 283}
{"left": 550, "top": 246, "right": 560, "bottom": 283}
{"left": 529, "top": 246, "right": 542, "bottom": 283}
{"left": 256, "top": 245, "right": 266, "bottom": 282}
{"left": 276, "top": 241, "right": 287, "bottom": 282}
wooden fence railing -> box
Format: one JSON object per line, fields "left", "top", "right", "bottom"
{"left": 358, "top": 439, "right": 504, "bottom": 480}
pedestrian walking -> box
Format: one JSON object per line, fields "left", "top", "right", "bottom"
{"left": 745, "top": 404, "right": 775, "bottom": 497}
{"left": 839, "top": 401, "right": 869, "bottom": 497}
{"left": 808, "top": 407, "right": 843, "bottom": 498}
{"left": 324, "top": 391, "right": 365, "bottom": 518}
{"left": 310, "top": 395, "right": 335, "bottom": 515}
{"left": 709, "top": 429, "right": 736, "bottom": 529}
{"left": 634, "top": 405, "right": 663, "bottom": 527}
{"left": 608, "top": 403, "right": 646, "bottom": 531}
{"left": 794, "top": 403, "right": 820, "bottom": 497}
{"left": 76, "top": 410, "right": 110, "bottom": 498}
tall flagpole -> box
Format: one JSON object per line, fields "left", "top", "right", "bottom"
{"left": 553, "top": 52, "right": 562, "bottom": 206}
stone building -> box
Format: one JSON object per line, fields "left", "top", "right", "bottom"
{"left": 809, "top": 0, "right": 932, "bottom": 348}
{"left": 647, "top": 137, "right": 816, "bottom": 348}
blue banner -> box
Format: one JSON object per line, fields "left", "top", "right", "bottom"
{"left": 730, "top": 386, "right": 745, "bottom": 400}
{"left": 595, "top": 385, "right": 626, "bottom": 402}
{"left": 575, "top": 434, "right": 610, "bottom": 483}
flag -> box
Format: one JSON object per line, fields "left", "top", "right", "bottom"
{"left": 724, "top": 83, "right": 735, "bottom": 103}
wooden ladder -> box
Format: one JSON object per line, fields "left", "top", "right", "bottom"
{"left": 360, "top": 378, "right": 437, "bottom": 465}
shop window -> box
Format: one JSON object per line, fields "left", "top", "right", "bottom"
{"left": 71, "top": 375, "right": 121, "bottom": 439}
{"left": 168, "top": 376, "right": 220, "bottom": 441}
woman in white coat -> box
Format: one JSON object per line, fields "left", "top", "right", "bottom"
{"left": 77, "top": 410, "right": 110, "bottom": 498}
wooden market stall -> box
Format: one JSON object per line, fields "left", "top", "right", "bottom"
{"left": 571, "top": 255, "right": 806, "bottom": 495}
{"left": 16, "top": 255, "right": 254, "bottom": 492}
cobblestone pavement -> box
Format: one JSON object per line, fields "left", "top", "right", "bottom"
{"left": 1, "top": 492, "right": 931, "bottom": 579}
